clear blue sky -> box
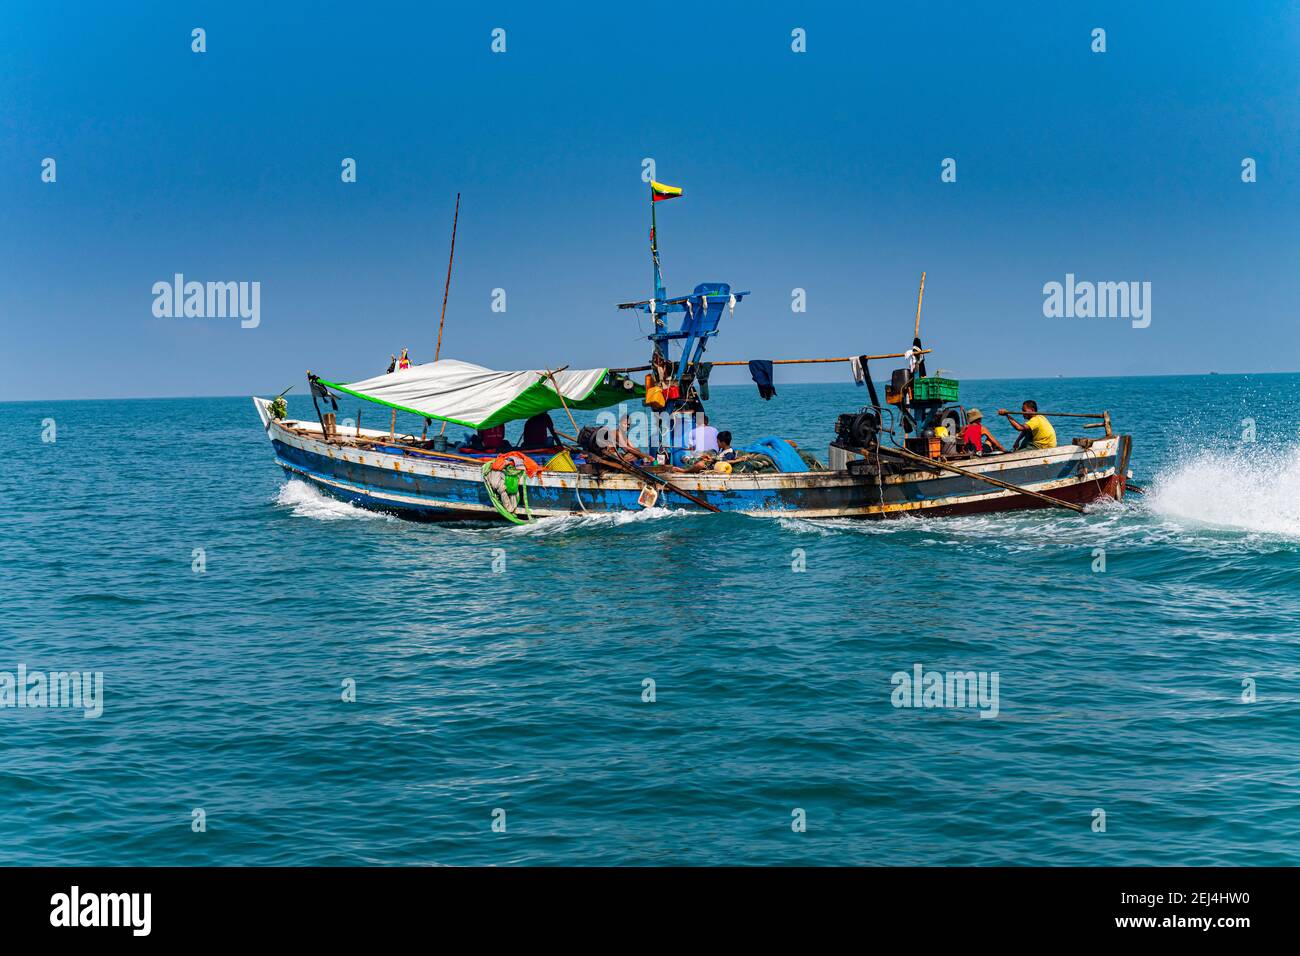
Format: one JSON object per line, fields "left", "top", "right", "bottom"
{"left": 2, "top": 1, "right": 1296, "bottom": 400}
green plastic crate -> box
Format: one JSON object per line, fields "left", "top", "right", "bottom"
{"left": 913, "top": 377, "right": 959, "bottom": 402}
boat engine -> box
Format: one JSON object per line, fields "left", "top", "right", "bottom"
{"left": 577, "top": 425, "right": 611, "bottom": 453}
{"left": 833, "top": 408, "right": 882, "bottom": 450}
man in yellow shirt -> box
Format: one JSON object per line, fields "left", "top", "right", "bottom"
{"left": 998, "top": 400, "right": 1057, "bottom": 450}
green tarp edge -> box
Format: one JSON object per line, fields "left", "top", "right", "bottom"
{"left": 317, "top": 372, "right": 644, "bottom": 431}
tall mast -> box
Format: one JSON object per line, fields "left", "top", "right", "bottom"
{"left": 617, "top": 181, "right": 747, "bottom": 459}
{"left": 434, "top": 192, "right": 461, "bottom": 361}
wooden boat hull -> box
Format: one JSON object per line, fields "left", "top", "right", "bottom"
{"left": 254, "top": 398, "right": 1129, "bottom": 521}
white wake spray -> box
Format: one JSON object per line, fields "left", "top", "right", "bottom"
{"left": 274, "top": 480, "right": 391, "bottom": 521}
{"left": 1147, "top": 446, "right": 1300, "bottom": 537}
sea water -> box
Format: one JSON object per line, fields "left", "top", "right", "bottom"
{"left": 2, "top": 375, "right": 1298, "bottom": 865}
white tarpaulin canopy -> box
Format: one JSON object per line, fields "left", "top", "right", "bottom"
{"left": 318, "top": 359, "right": 634, "bottom": 430}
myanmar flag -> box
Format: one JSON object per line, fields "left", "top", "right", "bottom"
{"left": 651, "top": 181, "right": 683, "bottom": 202}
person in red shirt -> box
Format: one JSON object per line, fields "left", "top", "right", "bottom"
{"left": 960, "top": 408, "right": 1005, "bottom": 456}
{"left": 477, "top": 424, "right": 506, "bottom": 451}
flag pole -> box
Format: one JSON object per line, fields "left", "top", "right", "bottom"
{"left": 650, "top": 188, "right": 664, "bottom": 318}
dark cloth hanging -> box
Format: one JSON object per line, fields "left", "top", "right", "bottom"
{"left": 748, "top": 360, "right": 776, "bottom": 400}
{"left": 861, "top": 357, "right": 882, "bottom": 410}
{"left": 695, "top": 362, "right": 713, "bottom": 401}
{"left": 913, "top": 337, "right": 928, "bottom": 378}
{"left": 309, "top": 376, "right": 338, "bottom": 411}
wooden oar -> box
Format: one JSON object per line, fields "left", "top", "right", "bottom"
{"left": 1010, "top": 410, "right": 1105, "bottom": 419}
{"left": 553, "top": 428, "right": 720, "bottom": 513}
{"left": 873, "top": 445, "right": 1086, "bottom": 514}
{"left": 596, "top": 452, "right": 722, "bottom": 513}
{"left": 1003, "top": 409, "right": 1114, "bottom": 437}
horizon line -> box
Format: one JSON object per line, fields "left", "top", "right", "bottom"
{"left": 0, "top": 369, "right": 1289, "bottom": 405}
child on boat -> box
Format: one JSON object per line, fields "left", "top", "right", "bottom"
{"left": 961, "top": 408, "right": 1005, "bottom": 456}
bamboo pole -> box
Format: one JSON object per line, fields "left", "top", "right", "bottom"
{"left": 710, "top": 352, "right": 931, "bottom": 366}
{"left": 544, "top": 368, "right": 580, "bottom": 436}
{"left": 351, "top": 434, "right": 483, "bottom": 465}
{"left": 877, "top": 445, "right": 1085, "bottom": 514}
{"left": 1005, "top": 410, "right": 1107, "bottom": 419}
{"left": 609, "top": 350, "right": 931, "bottom": 373}
{"left": 913, "top": 271, "right": 926, "bottom": 340}
{"left": 385, "top": 446, "right": 484, "bottom": 466}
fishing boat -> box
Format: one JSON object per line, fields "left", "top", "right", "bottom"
{"left": 253, "top": 184, "right": 1132, "bottom": 522}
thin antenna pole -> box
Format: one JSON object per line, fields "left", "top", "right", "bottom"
{"left": 434, "top": 192, "right": 461, "bottom": 361}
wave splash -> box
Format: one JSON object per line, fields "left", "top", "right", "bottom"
{"left": 514, "top": 505, "right": 701, "bottom": 535}
{"left": 274, "top": 480, "right": 391, "bottom": 522}
{"left": 1147, "top": 446, "right": 1300, "bottom": 538}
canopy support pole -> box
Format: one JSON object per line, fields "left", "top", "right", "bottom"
{"left": 876, "top": 445, "right": 1086, "bottom": 514}
{"left": 545, "top": 369, "right": 581, "bottom": 436}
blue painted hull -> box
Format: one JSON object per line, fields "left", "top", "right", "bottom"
{"left": 256, "top": 400, "right": 1129, "bottom": 521}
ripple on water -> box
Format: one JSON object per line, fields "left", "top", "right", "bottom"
{"left": 2, "top": 390, "right": 1299, "bottom": 865}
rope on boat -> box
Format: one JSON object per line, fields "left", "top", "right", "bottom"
{"left": 482, "top": 462, "right": 535, "bottom": 525}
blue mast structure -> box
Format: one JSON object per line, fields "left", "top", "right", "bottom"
{"left": 617, "top": 182, "right": 748, "bottom": 461}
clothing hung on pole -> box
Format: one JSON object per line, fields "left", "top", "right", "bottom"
{"left": 748, "top": 360, "right": 776, "bottom": 400}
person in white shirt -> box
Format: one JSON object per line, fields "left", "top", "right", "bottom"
{"left": 689, "top": 414, "right": 719, "bottom": 453}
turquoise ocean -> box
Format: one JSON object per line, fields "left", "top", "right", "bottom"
{"left": 2, "top": 374, "right": 1298, "bottom": 865}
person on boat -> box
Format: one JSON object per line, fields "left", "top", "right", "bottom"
{"left": 471, "top": 424, "right": 508, "bottom": 452}
{"left": 520, "top": 411, "right": 560, "bottom": 449}
{"left": 999, "top": 401, "right": 1057, "bottom": 450}
{"left": 397, "top": 348, "right": 412, "bottom": 371}
{"left": 688, "top": 414, "right": 719, "bottom": 453}
{"left": 960, "top": 408, "right": 1006, "bottom": 456}
{"left": 668, "top": 400, "right": 703, "bottom": 449}
{"left": 604, "top": 415, "right": 650, "bottom": 463}
{"left": 681, "top": 424, "right": 733, "bottom": 473}
{"left": 681, "top": 450, "right": 718, "bottom": 472}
